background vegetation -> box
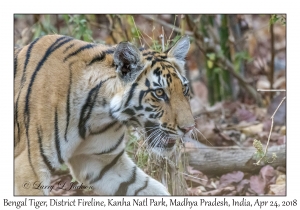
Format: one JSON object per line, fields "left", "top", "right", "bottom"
{"left": 14, "top": 14, "right": 286, "bottom": 196}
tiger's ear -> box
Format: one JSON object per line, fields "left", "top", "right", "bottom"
{"left": 165, "top": 36, "right": 190, "bottom": 62}
{"left": 114, "top": 41, "right": 143, "bottom": 83}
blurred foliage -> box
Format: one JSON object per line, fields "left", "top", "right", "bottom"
{"left": 63, "top": 15, "right": 94, "bottom": 41}
{"left": 270, "top": 14, "right": 286, "bottom": 26}
{"left": 126, "top": 129, "right": 149, "bottom": 170}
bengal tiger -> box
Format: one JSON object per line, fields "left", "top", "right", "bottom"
{"left": 14, "top": 34, "right": 195, "bottom": 195}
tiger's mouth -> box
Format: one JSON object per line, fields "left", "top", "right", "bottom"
{"left": 144, "top": 121, "right": 180, "bottom": 149}
{"left": 165, "top": 139, "right": 177, "bottom": 148}
{"left": 146, "top": 131, "right": 179, "bottom": 149}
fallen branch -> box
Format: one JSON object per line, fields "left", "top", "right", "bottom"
{"left": 187, "top": 144, "right": 285, "bottom": 175}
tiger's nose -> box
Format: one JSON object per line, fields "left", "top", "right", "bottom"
{"left": 179, "top": 125, "right": 195, "bottom": 134}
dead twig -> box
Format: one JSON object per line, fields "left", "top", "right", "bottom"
{"left": 270, "top": 18, "right": 275, "bottom": 99}
{"left": 257, "top": 89, "right": 286, "bottom": 92}
{"left": 254, "top": 95, "right": 286, "bottom": 165}
{"left": 159, "top": 33, "right": 165, "bottom": 51}
{"left": 141, "top": 15, "right": 193, "bottom": 36}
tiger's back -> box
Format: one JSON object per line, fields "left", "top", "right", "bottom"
{"left": 14, "top": 35, "right": 119, "bottom": 154}
{"left": 14, "top": 34, "right": 194, "bottom": 195}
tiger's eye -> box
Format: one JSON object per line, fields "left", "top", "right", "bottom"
{"left": 155, "top": 89, "right": 164, "bottom": 97}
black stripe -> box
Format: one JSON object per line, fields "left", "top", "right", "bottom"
{"left": 115, "top": 166, "right": 137, "bottom": 195}
{"left": 161, "top": 78, "right": 165, "bottom": 87}
{"left": 158, "top": 110, "right": 164, "bottom": 118}
{"left": 134, "top": 105, "right": 143, "bottom": 111}
{"left": 64, "top": 70, "right": 72, "bottom": 142}
{"left": 115, "top": 123, "right": 124, "bottom": 131}
{"left": 14, "top": 47, "right": 22, "bottom": 79}
{"left": 150, "top": 104, "right": 159, "bottom": 108}
{"left": 146, "top": 56, "right": 153, "bottom": 61}
{"left": 128, "top": 117, "right": 141, "bottom": 126}
{"left": 145, "top": 107, "right": 153, "bottom": 112}
{"left": 18, "top": 38, "right": 41, "bottom": 178}
{"left": 153, "top": 67, "right": 162, "bottom": 76}
{"left": 109, "top": 106, "right": 121, "bottom": 119}
{"left": 138, "top": 90, "right": 147, "bottom": 107}
{"left": 14, "top": 121, "right": 21, "bottom": 147}
{"left": 134, "top": 177, "right": 149, "bottom": 195}
{"left": 166, "top": 74, "right": 172, "bottom": 87}
{"left": 88, "top": 52, "right": 106, "bottom": 66}
{"left": 54, "top": 109, "right": 64, "bottom": 164}
{"left": 167, "top": 65, "right": 176, "bottom": 71}
{"left": 95, "top": 133, "right": 124, "bottom": 155}
{"left": 142, "top": 52, "right": 151, "bottom": 56}
{"left": 151, "top": 59, "right": 157, "bottom": 67}
{"left": 145, "top": 78, "right": 150, "bottom": 87}
{"left": 24, "top": 36, "right": 73, "bottom": 131}
{"left": 15, "top": 40, "right": 39, "bottom": 145}
{"left": 161, "top": 123, "right": 168, "bottom": 128}
{"left": 154, "top": 68, "right": 163, "bottom": 87}
{"left": 124, "top": 82, "right": 138, "bottom": 107}
{"left": 153, "top": 81, "right": 160, "bottom": 87}
{"left": 122, "top": 108, "right": 135, "bottom": 116}
{"left": 90, "top": 150, "right": 125, "bottom": 184}
{"left": 21, "top": 37, "right": 40, "bottom": 85}
{"left": 25, "top": 130, "right": 38, "bottom": 178}
{"left": 24, "top": 36, "right": 73, "bottom": 159}
{"left": 64, "top": 43, "right": 96, "bottom": 62}
{"left": 78, "top": 76, "right": 116, "bottom": 139}
{"left": 90, "top": 120, "right": 118, "bottom": 135}
{"left": 154, "top": 112, "right": 162, "bottom": 119}
{"left": 150, "top": 92, "right": 157, "bottom": 100}
{"left": 14, "top": 95, "right": 21, "bottom": 146}
{"left": 159, "top": 55, "right": 167, "bottom": 59}
{"left": 37, "top": 127, "right": 55, "bottom": 172}
{"left": 22, "top": 36, "right": 70, "bottom": 179}
{"left": 63, "top": 43, "right": 75, "bottom": 53}
{"left": 105, "top": 49, "right": 115, "bottom": 54}
{"left": 14, "top": 93, "right": 21, "bottom": 145}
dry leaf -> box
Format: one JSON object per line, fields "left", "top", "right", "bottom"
{"left": 187, "top": 186, "right": 202, "bottom": 195}
{"left": 250, "top": 165, "right": 276, "bottom": 195}
{"left": 219, "top": 171, "right": 244, "bottom": 188}
{"left": 241, "top": 123, "right": 263, "bottom": 135}
{"left": 269, "top": 184, "right": 285, "bottom": 195}
{"left": 268, "top": 174, "right": 286, "bottom": 195}
{"left": 186, "top": 165, "right": 202, "bottom": 175}
{"left": 236, "top": 108, "right": 257, "bottom": 122}
{"left": 200, "top": 186, "right": 235, "bottom": 196}
{"left": 236, "top": 179, "right": 250, "bottom": 194}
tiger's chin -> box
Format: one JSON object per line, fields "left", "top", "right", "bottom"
{"left": 148, "top": 137, "right": 177, "bottom": 149}
{"left": 146, "top": 134, "right": 181, "bottom": 156}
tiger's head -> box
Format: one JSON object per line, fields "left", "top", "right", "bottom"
{"left": 111, "top": 36, "right": 195, "bottom": 153}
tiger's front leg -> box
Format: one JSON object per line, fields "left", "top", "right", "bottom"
{"left": 68, "top": 152, "right": 170, "bottom": 195}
